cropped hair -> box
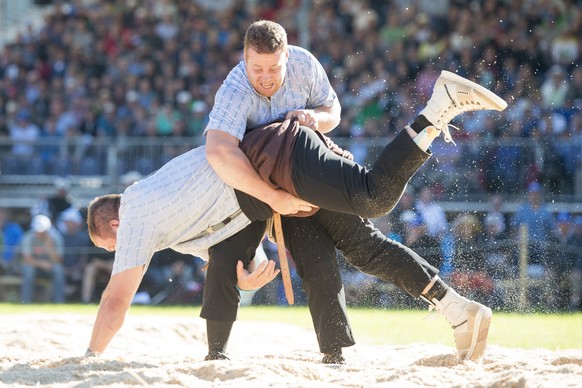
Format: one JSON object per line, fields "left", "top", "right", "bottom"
{"left": 244, "top": 20, "right": 288, "bottom": 54}
{"left": 86, "top": 194, "right": 121, "bottom": 244}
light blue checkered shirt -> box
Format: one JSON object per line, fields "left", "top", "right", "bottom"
{"left": 205, "top": 45, "right": 337, "bottom": 139}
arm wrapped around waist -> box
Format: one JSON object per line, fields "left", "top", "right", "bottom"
{"left": 240, "top": 119, "right": 352, "bottom": 193}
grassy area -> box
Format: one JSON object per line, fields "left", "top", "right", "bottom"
{"left": 1, "top": 303, "right": 580, "bottom": 350}
{"left": 242, "top": 306, "right": 582, "bottom": 350}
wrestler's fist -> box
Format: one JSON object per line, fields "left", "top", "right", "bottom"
{"left": 268, "top": 189, "right": 315, "bottom": 215}
{"left": 286, "top": 109, "right": 318, "bottom": 130}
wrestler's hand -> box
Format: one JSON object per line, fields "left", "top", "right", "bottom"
{"left": 269, "top": 189, "right": 315, "bottom": 215}
{"left": 236, "top": 260, "right": 280, "bottom": 291}
{"left": 286, "top": 109, "right": 318, "bottom": 131}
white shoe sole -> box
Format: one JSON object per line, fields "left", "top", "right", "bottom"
{"left": 465, "top": 305, "right": 492, "bottom": 361}
{"left": 439, "top": 70, "right": 508, "bottom": 112}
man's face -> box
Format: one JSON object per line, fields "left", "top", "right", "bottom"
{"left": 245, "top": 47, "right": 288, "bottom": 98}
{"left": 92, "top": 220, "right": 119, "bottom": 252}
{"left": 528, "top": 191, "right": 542, "bottom": 206}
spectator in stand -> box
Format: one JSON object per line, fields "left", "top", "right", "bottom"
{"left": 511, "top": 181, "right": 558, "bottom": 308}
{"left": 403, "top": 213, "right": 442, "bottom": 272}
{"left": 482, "top": 194, "right": 517, "bottom": 306}
{"left": 540, "top": 65, "right": 569, "bottom": 110}
{"left": 154, "top": 103, "right": 180, "bottom": 137}
{"left": 552, "top": 110, "right": 582, "bottom": 195}
{"left": 81, "top": 248, "right": 114, "bottom": 304}
{"left": 0, "top": 208, "right": 24, "bottom": 275}
{"left": 482, "top": 197, "right": 512, "bottom": 281}
{"left": 486, "top": 118, "right": 523, "bottom": 194}
{"left": 567, "top": 216, "right": 582, "bottom": 311}
{"left": 95, "top": 102, "right": 117, "bottom": 138}
{"left": 50, "top": 97, "right": 78, "bottom": 138}
{"left": 58, "top": 207, "right": 91, "bottom": 302}
{"left": 386, "top": 187, "right": 417, "bottom": 243}
{"left": 31, "top": 178, "right": 73, "bottom": 223}
{"left": 415, "top": 186, "right": 448, "bottom": 239}
{"left": 0, "top": 110, "right": 9, "bottom": 152}
{"left": 484, "top": 194, "right": 509, "bottom": 235}
{"left": 39, "top": 117, "right": 62, "bottom": 169}
{"left": 565, "top": 67, "right": 582, "bottom": 109}
{"left": 511, "top": 182, "right": 557, "bottom": 277}
{"left": 9, "top": 109, "right": 40, "bottom": 158}
{"left": 555, "top": 212, "right": 574, "bottom": 248}
{"left": 482, "top": 210, "right": 513, "bottom": 308}
{"left": 189, "top": 100, "right": 209, "bottom": 137}
{"left": 20, "top": 215, "right": 66, "bottom": 304}
{"left": 448, "top": 214, "right": 494, "bottom": 305}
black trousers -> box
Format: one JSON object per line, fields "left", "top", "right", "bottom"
{"left": 201, "top": 128, "right": 435, "bottom": 353}
{"left": 201, "top": 215, "right": 355, "bottom": 353}
{"left": 292, "top": 126, "right": 429, "bottom": 219}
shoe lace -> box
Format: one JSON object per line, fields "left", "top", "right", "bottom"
{"left": 441, "top": 124, "right": 459, "bottom": 146}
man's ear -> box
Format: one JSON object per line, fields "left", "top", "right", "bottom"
{"left": 110, "top": 219, "right": 120, "bottom": 231}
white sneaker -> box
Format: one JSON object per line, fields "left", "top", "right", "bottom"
{"left": 432, "top": 289, "right": 493, "bottom": 362}
{"left": 419, "top": 70, "right": 508, "bottom": 144}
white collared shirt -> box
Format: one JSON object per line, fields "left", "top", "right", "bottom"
{"left": 112, "top": 147, "right": 250, "bottom": 275}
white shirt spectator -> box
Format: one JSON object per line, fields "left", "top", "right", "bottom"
{"left": 416, "top": 186, "right": 448, "bottom": 238}
{"left": 9, "top": 110, "right": 40, "bottom": 157}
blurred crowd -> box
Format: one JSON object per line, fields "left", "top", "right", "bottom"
{"left": 341, "top": 181, "right": 582, "bottom": 311}
{"left": 1, "top": 0, "right": 582, "bottom": 310}
{"left": 1, "top": 176, "right": 581, "bottom": 310}
{"left": 0, "top": 0, "right": 581, "bottom": 194}
{"left": 0, "top": 177, "right": 207, "bottom": 305}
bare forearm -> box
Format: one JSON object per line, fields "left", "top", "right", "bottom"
{"left": 206, "top": 130, "right": 315, "bottom": 215}
{"left": 285, "top": 99, "right": 341, "bottom": 134}
{"left": 313, "top": 102, "right": 341, "bottom": 133}
{"left": 88, "top": 292, "right": 130, "bottom": 353}
{"left": 87, "top": 266, "right": 143, "bottom": 354}
{"left": 207, "top": 145, "right": 278, "bottom": 205}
